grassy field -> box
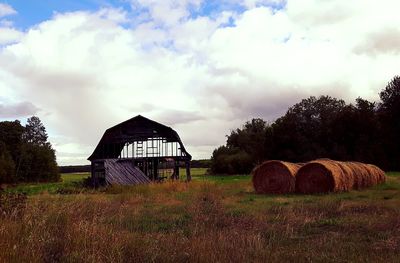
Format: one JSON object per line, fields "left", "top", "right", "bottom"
{"left": 1, "top": 169, "right": 399, "bottom": 262}
{"left": 3, "top": 173, "right": 90, "bottom": 195}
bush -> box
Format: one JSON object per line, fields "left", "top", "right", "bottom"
{"left": 211, "top": 146, "right": 253, "bottom": 175}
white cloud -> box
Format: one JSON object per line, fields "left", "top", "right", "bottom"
{"left": 131, "top": 0, "right": 203, "bottom": 26}
{"left": 0, "top": 27, "right": 23, "bottom": 44}
{"left": 1, "top": 1, "right": 400, "bottom": 165}
{"left": 0, "top": 3, "right": 16, "bottom": 17}
{"left": 0, "top": 3, "right": 21, "bottom": 45}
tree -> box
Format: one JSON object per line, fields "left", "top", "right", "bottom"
{"left": 379, "top": 76, "right": 400, "bottom": 170}
{"left": 272, "top": 96, "right": 347, "bottom": 162}
{"left": 0, "top": 141, "right": 15, "bottom": 184}
{"left": 210, "top": 146, "right": 253, "bottom": 175}
{"left": 330, "top": 98, "right": 385, "bottom": 166}
{"left": 380, "top": 76, "right": 400, "bottom": 112}
{"left": 18, "top": 143, "right": 59, "bottom": 182}
{"left": 0, "top": 116, "right": 60, "bottom": 183}
{"left": 18, "top": 116, "right": 59, "bottom": 182}
{"left": 23, "top": 116, "right": 48, "bottom": 146}
{"left": 210, "top": 76, "right": 398, "bottom": 174}
{"left": 226, "top": 118, "right": 269, "bottom": 164}
{"left": 0, "top": 120, "right": 25, "bottom": 164}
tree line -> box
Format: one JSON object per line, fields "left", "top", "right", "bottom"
{"left": 211, "top": 76, "right": 400, "bottom": 174}
{"left": 0, "top": 116, "right": 59, "bottom": 184}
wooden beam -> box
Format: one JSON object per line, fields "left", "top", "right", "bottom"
{"left": 186, "top": 161, "right": 191, "bottom": 182}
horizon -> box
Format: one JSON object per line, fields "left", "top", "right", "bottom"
{"left": 1, "top": 0, "right": 400, "bottom": 165}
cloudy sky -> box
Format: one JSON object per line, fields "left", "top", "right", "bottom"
{"left": 1, "top": 0, "right": 400, "bottom": 165}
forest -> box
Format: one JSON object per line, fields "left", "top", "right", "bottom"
{"left": 211, "top": 76, "right": 400, "bottom": 174}
{"left": 0, "top": 116, "right": 59, "bottom": 184}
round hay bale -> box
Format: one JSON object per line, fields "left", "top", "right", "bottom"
{"left": 365, "top": 164, "right": 386, "bottom": 184}
{"left": 295, "top": 159, "right": 353, "bottom": 194}
{"left": 252, "top": 160, "right": 301, "bottom": 194}
{"left": 345, "top": 162, "right": 370, "bottom": 189}
{"left": 345, "top": 162, "right": 384, "bottom": 189}
{"left": 296, "top": 160, "right": 386, "bottom": 194}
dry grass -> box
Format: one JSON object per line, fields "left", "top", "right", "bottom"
{"left": 1, "top": 172, "right": 400, "bottom": 262}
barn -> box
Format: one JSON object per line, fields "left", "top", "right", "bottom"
{"left": 88, "top": 115, "right": 192, "bottom": 186}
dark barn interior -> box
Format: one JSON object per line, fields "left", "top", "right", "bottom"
{"left": 88, "top": 115, "right": 192, "bottom": 185}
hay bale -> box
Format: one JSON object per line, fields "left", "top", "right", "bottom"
{"left": 344, "top": 162, "right": 370, "bottom": 189}
{"left": 366, "top": 164, "right": 386, "bottom": 184}
{"left": 252, "top": 160, "right": 301, "bottom": 194}
{"left": 295, "top": 159, "right": 352, "bottom": 194}
{"left": 296, "top": 159, "right": 386, "bottom": 194}
{"left": 346, "top": 162, "right": 385, "bottom": 189}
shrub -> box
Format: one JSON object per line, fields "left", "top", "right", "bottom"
{"left": 211, "top": 146, "right": 253, "bottom": 175}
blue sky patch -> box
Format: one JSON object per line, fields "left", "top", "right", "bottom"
{"left": 5, "top": 0, "right": 127, "bottom": 29}
{"left": 5, "top": 0, "right": 285, "bottom": 30}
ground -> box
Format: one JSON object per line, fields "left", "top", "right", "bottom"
{"left": 1, "top": 169, "right": 399, "bottom": 262}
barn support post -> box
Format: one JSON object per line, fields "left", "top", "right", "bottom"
{"left": 91, "top": 162, "right": 96, "bottom": 187}
{"left": 174, "top": 160, "right": 180, "bottom": 180}
{"left": 185, "top": 161, "right": 191, "bottom": 182}
{"left": 153, "top": 159, "right": 158, "bottom": 180}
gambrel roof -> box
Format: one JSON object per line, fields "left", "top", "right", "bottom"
{"left": 88, "top": 115, "right": 191, "bottom": 161}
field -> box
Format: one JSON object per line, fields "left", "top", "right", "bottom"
{"left": 1, "top": 169, "right": 400, "bottom": 262}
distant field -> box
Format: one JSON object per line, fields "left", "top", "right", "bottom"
{"left": 1, "top": 170, "right": 399, "bottom": 262}
{"left": 4, "top": 168, "right": 209, "bottom": 195}
{"left": 3, "top": 173, "right": 90, "bottom": 195}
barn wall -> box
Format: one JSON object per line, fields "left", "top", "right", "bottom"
{"left": 104, "top": 159, "right": 151, "bottom": 185}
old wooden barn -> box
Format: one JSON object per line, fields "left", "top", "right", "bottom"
{"left": 88, "top": 115, "right": 192, "bottom": 185}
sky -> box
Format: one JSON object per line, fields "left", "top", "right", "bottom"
{"left": 1, "top": 0, "right": 400, "bottom": 165}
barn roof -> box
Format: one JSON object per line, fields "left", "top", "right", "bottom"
{"left": 88, "top": 115, "right": 191, "bottom": 161}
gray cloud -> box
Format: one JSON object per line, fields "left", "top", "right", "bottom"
{"left": 287, "top": 1, "right": 353, "bottom": 27}
{"left": 0, "top": 101, "right": 39, "bottom": 118}
{"left": 354, "top": 28, "right": 400, "bottom": 55}
{"left": 152, "top": 109, "right": 205, "bottom": 126}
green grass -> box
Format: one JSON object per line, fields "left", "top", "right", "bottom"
{"left": 387, "top": 171, "right": 400, "bottom": 177}
{"left": 187, "top": 167, "right": 209, "bottom": 176}
{"left": 4, "top": 173, "right": 89, "bottom": 195}
{"left": 5, "top": 170, "right": 400, "bottom": 197}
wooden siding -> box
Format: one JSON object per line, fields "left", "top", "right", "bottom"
{"left": 104, "top": 159, "right": 151, "bottom": 185}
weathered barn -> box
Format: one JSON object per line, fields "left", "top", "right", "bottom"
{"left": 88, "top": 115, "right": 192, "bottom": 185}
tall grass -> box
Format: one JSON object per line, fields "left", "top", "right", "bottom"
{"left": 0, "top": 173, "right": 399, "bottom": 262}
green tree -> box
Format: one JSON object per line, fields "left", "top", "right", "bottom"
{"left": 17, "top": 116, "right": 60, "bottom": 182}
{"left": 272, "top": 96, "right": 346, "bottom": 161}
{"left": 0, "top": 120, "right": 25, "bottom": 164}
{"left": 23, "top": 116, "right": 48, "bottom": 146}
{"left": 18, "top": 143, "right": 59, "bottom": 182}
{"left": 330, "top": 98, "right": 385, "bottom": 165}
{"left": 210, "top": 77, "right": 400, "bottom": 174}
{"left": 0, "top": 116, "right": 60, "bottom": 183}
{"left": 227, "top": 118, "right": 269, "bottom": 164}
{"left": 379, "top": 76, "right": 400, "bottom": 170}
{"left": 0, "top": 141, "right": 15, "bottom": 184}
{"left": 210, "top": 146, "right": 252, "bottom": 175}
